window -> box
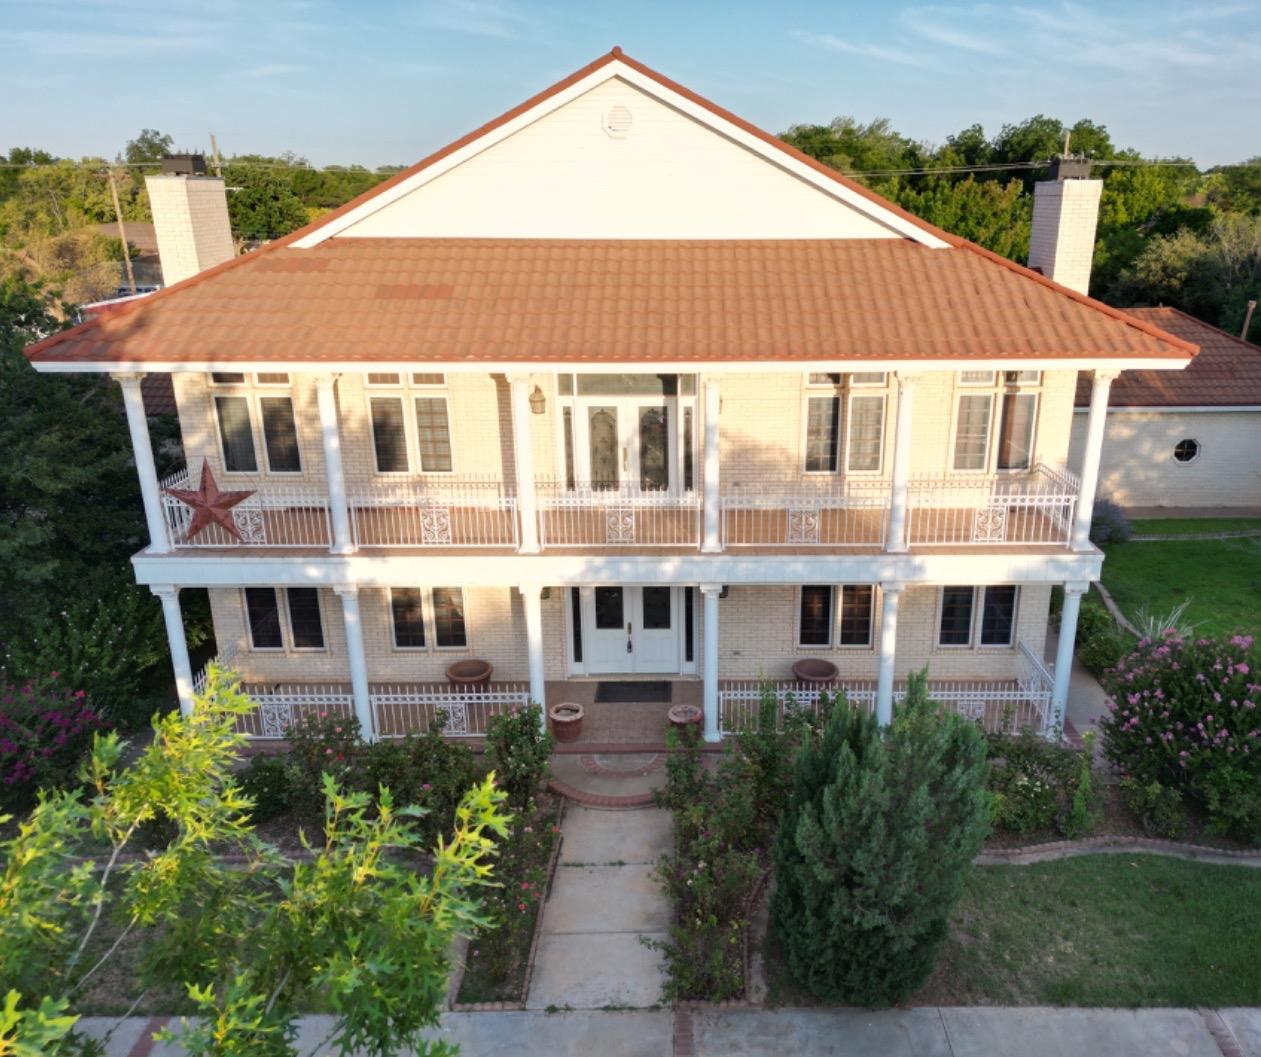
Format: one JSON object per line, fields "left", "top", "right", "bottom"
{"left": 684, "top": 587, "right": 694, "bottom": 663}
{"left": 805, "top": 396, "right": 841, "bottom": 473}
{"left": 432, "top": 587, "right": 467, "bottom": 648}
{"left": 980, "top": 586, "right": 1018, "bottom": 646}
{"left": 850, "top": 372, "right": 887, "bottom": 385}
{"left": 211, "top": 372, "right": 245, "bottom": 385}
{"left": 255, "top": 373, "right": 290, "bottom": 385}
{"left": 366, "top": 373, "right": 401, "bottom": 386}
{"left": 259, "top": 397, "right": 301, "bottom": 473}
{"left": 960, "top": 370, "right": 995, "bottom": 385}
{"left": 838, "top": 585, "right": 875, "bottom": 646}
{"left": 642, "top": 586, "right": 672, "bottom": 630}
{"left": 952, "top": 394, "right": 992, "bottom": 471}
{"left": 570, "top": 588, "right": 583, "bottom": 663}
{"left": 846, "top": 394, "right": 886, "bottom": 473}
{"left": 683, "top": 407, "right": 695, "bottom": 491}
{"left": 414, "top": 397, "right": 453, "bottom": 472}
{"left": 411, "top": 373, "right": 445, "bottom": 386}
{"left": 285, "top": 588, "right": 325, "bottom": 649}
{"left": 799, "top": 585, "right": 834, "bottom": 646}
{"left": 594, "top": 587, "right": 623, "bottom": 629}
{"left": 1004, "top": 370, "right": 1040, "bottom": 384}
{"left": 808, "top": 372, "right": 842, "bottom": 386}
{"left": 562, "top": 408, "right": 576, "bottom": 490}
{"left": 938, "top": 586, "right": 975, "bottom": 647}
{"left": 215, "top": 395, "right": 258, "bottom": 473}
{"left": 370, "top": 398, "right": 409, "bottom": 473}
{"left": 1173, "top": 438, "right": 1201, "bottom": 463}
{"left": 390, "top": 588, "right": 426, "bottom": 648}
{"left": 995, "top": 393, "right": 1037, "bottom": 471}
{"left": 244, "top": 588, "right": 283, "bottom": 649}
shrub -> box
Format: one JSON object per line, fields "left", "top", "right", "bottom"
{"left": 0, "top": 674, "right": 102, "bottom": 811}
{"left": 237, "top": 755, "right": 291, "bottom": 825}
{"left": 358, "top": 729, "right": 477, "bottom": 843}
{"left": 772, "top": 673, "right": 990, "bottom": 1006}
{"left": 485, "top": 704, "right": 552, "bottom": 814}
{"left": 986, "top": 730, "right": 1097, "bottom": 838}
{"left": 283, "top": 711, "right": 360, "bottom": 820}
{"left": 1101, "top": 631, "right": 1261, "bottom": 842}
{"left": 1090, "top": 499, "right": 1132, "bottom": 545}
{"left": 1076, "top": 598, "right": 1133, "bottom": 677}
{"left": 1120, "top": 777, "right": 1186, "bottom": 839}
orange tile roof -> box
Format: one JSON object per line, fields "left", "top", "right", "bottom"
{"left": 1075, "top": 308, "right": 1261, "bottom": 407}
{"left": 27, "top": 238, "right": 1196, "bottom": 365}
{"left": 25, "top": 48, "right": 1196, "bottom": 367}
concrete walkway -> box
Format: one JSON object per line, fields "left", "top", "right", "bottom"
{"left": 1044, "top": 626, "right": 1111, "bottom": 736}
{"left": 525, "top": 804, "right": 672, "bottom": 1010}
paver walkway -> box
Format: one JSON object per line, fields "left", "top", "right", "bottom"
{"left": 526, "top": 803, "right": 672, "bottom": 1010}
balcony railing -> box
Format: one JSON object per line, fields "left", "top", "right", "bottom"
{"left": 536, "top": 481, "right": 702, "bottom": 548}
{"left": 721, "top": 478, "right": 889, "bottom": 548}
{"left": 348, "top": 478, "right": 518, "bottom": 548}
{"left": 906, "top": 463, "right": 1079, "bottom": 547}
{"left": 160, "top": 467, "right": 331, "bottom": 549}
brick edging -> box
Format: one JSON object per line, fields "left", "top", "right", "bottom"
{"left": 1092, "top": 580, "right": 1140, "bottom": 637}
{"left": 579, "top": 752, "right": 666, "bottom": 777}
{"left": 546, "top": 777, "right": 656, "bottom": 808}
{"left": 977, "top": 834, "right": 1261, "bottom": 866}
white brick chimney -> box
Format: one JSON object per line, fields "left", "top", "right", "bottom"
{"left": 145, "top": 157, "right": 234, "bottom": 287}
{"left": 1027, "top": 159, "right": 1103, "bottom": 296}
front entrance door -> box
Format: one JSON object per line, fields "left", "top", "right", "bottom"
{"left": 583, "top": 586, "right": 682, "bottom": 674}
{"left": 575, "top": 399, "right": 676, "bottom": 492}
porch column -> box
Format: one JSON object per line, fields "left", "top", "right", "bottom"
{"left": 520, "top": 584, "right": 547, "bottom": 723}
{"left": 886, "top": 372, "right": 918, "bottom": 553}
{"left": 1072, "top": 370, "right": 1118, "bottom": 551}
{"left": 701, "top": 376, "right": 722, "bottom": 553}
{"left": 334, "top": 584, "right": 376, "bottom": 741}
{"left": 151, "top": 585, "right": 194, "bottom": 717}
{"left": 700, "top": 583, "right": 722, "bottom": 741}
{"left": 875, "top": 582, "right": 904, "bottom": 727}
{"left": 1051, "top": 582, "right": 1088, "bottom": 736}
{"left": 113, "top": 372, "right": 171, "bottom": 553}
{"left": 314, "top": 374, "right": 354, "bottom": 555}
{"left": 507, "top": 375, "right": 541, "bottom": 554}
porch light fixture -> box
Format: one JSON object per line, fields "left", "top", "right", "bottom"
{"left": 529, "top": 385, "right": 546, "bottom": 414}
{"left": 719, "top": 585, "right": 729, "bottom": 599}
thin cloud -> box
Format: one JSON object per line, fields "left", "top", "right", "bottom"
{"left": 415, "top": 0, "right": 529, "bottom": 39}
{"left": 790, "top": 29, "right": 923, "bottom": 68}
{"left": 239, "top": 63, "right": 304, "bottom": 79}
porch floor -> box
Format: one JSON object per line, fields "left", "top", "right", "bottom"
{"left": 544, "top": 679, "right": 702, "bottom": 747}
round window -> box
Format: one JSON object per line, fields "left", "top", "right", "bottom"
{"left": 1172, "top": 438, "right": 1201, "bottom": 463}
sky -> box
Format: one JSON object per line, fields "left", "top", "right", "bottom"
{"left": 1, "top": 0, "right": 1259, "bottom": 170}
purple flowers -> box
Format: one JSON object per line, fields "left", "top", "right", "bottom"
{"left": 0, "top": 675, "right": 101, "bottom": 810}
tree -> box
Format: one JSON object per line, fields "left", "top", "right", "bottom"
{"left": 771, "top": 675, "right": 990, "bottom": 1005}
{"left": 894, "top": 176, "right": 1031, "bottom": 259}
{"left": 120, "top": 129, "right": 173, "bottom": 167}
{"left": 223, "top": 164, "right": 309, "bottom": 240}
{"left": 1206, "top": 158, "right": 1261, "bottom": 216}
{"left": 0, "top": 667, "right": 509, "bottom": 1056}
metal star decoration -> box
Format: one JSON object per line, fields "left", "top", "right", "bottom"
{"left": 164, "top": 464, "right": 256, "bottom": 542}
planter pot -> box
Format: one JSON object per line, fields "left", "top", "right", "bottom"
{"left": 549, "top": 702, "right": 585, "bottom": 743}
{"left": 445, "top": 659, "right": 493, "bottom": 687}
{"left": 667, "top": 703, "right": 703, "bottom": 731}
{"left": 792, "top": 657, "right": 839, "bottom": 684}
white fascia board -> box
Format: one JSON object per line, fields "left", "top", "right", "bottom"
{"left": 290, "top": 60, "right": 948, "bottom": 250}
{"left": 132, "top": 548, "right": 1102, "bottom": 589}
{"left": 31, "top": 356, "right": 1193, "bottom": 375}
{"left": 1073, "top": 405, "right": 1261, "bottom": 414}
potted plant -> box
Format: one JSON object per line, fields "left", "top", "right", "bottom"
{"left": 549, "top": 702, "right": 584, "bottom": 743}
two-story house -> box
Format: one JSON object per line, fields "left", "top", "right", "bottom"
{"left": 24, "top": 49, "right": 1195, "bottom": 745}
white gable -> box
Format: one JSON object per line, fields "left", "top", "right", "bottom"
{"left": 333, "top": 75, "right": 911, "bottom": 241}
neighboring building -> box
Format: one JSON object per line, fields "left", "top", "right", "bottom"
{"left": 1068, "top": 308, "right": 1261, "bottom": 511}
{"left": 89, "top": 220, "right": 164, "bottom": 294}
{"left": 24, "top": 49, "right": 1195, "bottom": 744}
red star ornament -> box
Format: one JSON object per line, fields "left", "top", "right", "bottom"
{"left": 164, "top": 464, "right": 256, "bottom": 542}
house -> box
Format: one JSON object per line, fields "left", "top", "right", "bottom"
{"left": 23, "top": 48, "right": 1196, "bottom": 745}
{"left": 1068, "top": 308, "right": 1261, "bottom": 511}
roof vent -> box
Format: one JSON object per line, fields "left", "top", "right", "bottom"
{"left": 603, "top": 105, "right": 633, "bottom": 138}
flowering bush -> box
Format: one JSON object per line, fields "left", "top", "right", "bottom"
{"left": 283, "top": 710, "right": 361, "bottom": 819}
{"left": 0, "top": 674, "right": 102, "bottom": 811}
{"left": 986, "top": 730, "right": 1097, "bottom": 838}
{"left": 358, "top": 729, "right": 477, "bottom": 843}
{"left": 485, "top": 704, "right": 552, "bottom": 814}
{"left": 1101, "top": 631, "right": 1261, "bottom": 841}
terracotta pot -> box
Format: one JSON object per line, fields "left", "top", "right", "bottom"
{"left": 445, "top": 659, "right": 493, "bottom": 686}
{"left": 549, "top": 702, "right": 584, "bottom": 743}
{"left": 667, "top": 703, "right": 703, "bottom": 730}
{"left": 792, "top": 657, "right": 839, "bottom": 684}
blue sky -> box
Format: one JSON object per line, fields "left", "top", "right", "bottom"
{"left": 2, "top": 0, "right": 1258, "bottom": 169}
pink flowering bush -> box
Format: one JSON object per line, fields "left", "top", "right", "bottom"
{"left": 1101, "top": 631, "right": 1261, "bottom": 841}
{"left": 0, "top": 674, "right": 102, "bottom": 810}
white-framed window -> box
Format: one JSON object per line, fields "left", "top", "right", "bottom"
{"left": 797, "top": 584, "right": 876, "bottom": 648}
{"left": 366, "top": 376, "right": 454, "bottom": 475}
{"left": 803, "top": 374, "right": 888, "bottom": 475}
{"left": 254, "top": 373, "right": 291, "bottom": 386}
{"left": 210, "top": 376, "right": 303, "bottom": 475}
{"left": 1172, "top": 438, "right": 1201, "bottom": 464}
{"left": 388, "top": 587, "right": 468, "bottom": 650}
{"left": 936, "top": 586, "right": 1019, "bottom": 649}
{"left": 242, "top": 587, "right": 326, "bottom": 652}
{"left": 951, "top": 372, "right": 1040, "bottom": 473}
{"left": 210, "top": 372, "right": 247, "bottom": 385}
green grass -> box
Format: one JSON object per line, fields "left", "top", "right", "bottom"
{"left": 1130, "top": 517, "right": 1261, "bottom": 537}
{"left": 1100, "top": 536, "right": 1261, "bottom": 637}
{"left": 928, "top": 855, "right": 1261, "bottom": 1006}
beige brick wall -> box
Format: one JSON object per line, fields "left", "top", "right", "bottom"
{"left": 1028, "top": 180, "right": 1103, "bottom": 296}
{"left": 145, "top": 175, "right": 235, "bottom": 287}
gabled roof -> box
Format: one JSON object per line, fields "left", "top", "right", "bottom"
{"left": 1075, "top": 308, "right": 1261, "bottom": 408}
{"left": 26, "top": 48, "right": 1197, "bottom": 369}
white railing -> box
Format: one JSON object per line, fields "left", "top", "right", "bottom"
{"left": 236, "top": 683, "right": 356, "bottom": 739}
{"left": 349, "top": 478, "right": 518, "bottom": 548}
{"left": 721, "top": 478, "right": 889, "bottom": 547}
{"left": 536, "top": 481, "right": 701, "bottom": 548}
{"left": 370, "top": 682, "right": 530, "bottom": 738}
{"left": 160, "top": 463, "right": 331, "bottom": 548}
{"left": 906, "top": 463, "right": 1078, "bottom": 546}
{"left": 1017, "top": 639, "right": 1058, "bottom": 735}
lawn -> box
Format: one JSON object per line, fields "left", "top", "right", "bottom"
{"left": 1100, "top": 536, "right": 1261, "bottom": 638}
{"left": 1131, "top": 516, "right": 1261, "bottom": 537}
{"left": 923, "top": 855, "right": 1261, "bottom": 1007}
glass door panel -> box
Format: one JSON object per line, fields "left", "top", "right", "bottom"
{"left": 638, "top": 405, "right": 669, "bottom": 491}
{"left": 588, "top": 406, "right": 620, "bottom": 491}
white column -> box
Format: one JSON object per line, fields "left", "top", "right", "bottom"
{"left": 1072, "top": 370, "right": 1117, "bottom": 551}
{"left": 701, "top": 376, "right": 722, "bottom": 553}
{"left": 113, "top": 372, "right": 171, "bottom": 553}
{"left": 520, "top": 584, "right": 547, "bottom": 722}
{"left": 700, "top": 584, "right": 722, "bottom": 741}
{"left": 334, "top": 585, "right": 375, "bottom": 741}
{"left": 508, "top": 375, "right": 540, "bottom": 554}
{"left": 1051, "top": 582, "right": 1087, "bottom": 736}
{"left": 886, "top": 372, "right": 917, "bottom": 553}
{"left": 875, "top": 582, "right": 903, "bottom": 727}
{"left": 315, "top": 374, "right": 354, "bottom": 555}
{"left": 152, "top": 585, "right": 194, "bottom": 717}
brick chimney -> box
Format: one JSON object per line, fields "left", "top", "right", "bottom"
{"left": 1027, "top": 157, "right": 1103, "bottom": 296}
{"left": 144, "top": 155, "right": 234, "bottom": 287}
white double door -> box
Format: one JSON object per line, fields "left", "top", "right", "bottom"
{"left": 574, "top": 398, "right": 677, "bottom": 492}
{"left": 581, "top": 585, "right": 683, "bottom": 674}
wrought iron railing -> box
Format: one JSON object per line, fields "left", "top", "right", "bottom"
{"left": 720, "top": 478, "right": 889, "bottom": 547}
{"left": 536, "top": 481, "right": 701, "bottom": 548}
{"left": 905, "top": 463, "right": 1078, "bottom": 546}
{"left": 348, "top": 477, "right": 518, "bottom": 548}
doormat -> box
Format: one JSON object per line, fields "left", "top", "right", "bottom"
{"left": 594, "top": 681, "right": 672, "bottom": 703}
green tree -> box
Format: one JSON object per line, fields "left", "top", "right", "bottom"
{"left": 1206, "top": 158, "right": 1261, "bottom": 216}
{"left": 223, "top": 164, "right": 309, "bottom": 240}
{"left": 894, "top": 176, "right": 1031, "bottom": 259}
{"left": 771, "top": 674, "right": 990, "bottom": 1005}
{"left": 120, "top": 129, "right": 173, "bottom": 167}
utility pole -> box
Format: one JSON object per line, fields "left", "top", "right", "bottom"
{"left": 107, "top": 168, "right": 137, "bottom": 296}
{"left": 1242, "top": 300, "right": 1257, "bottom": 342}
{"left": 209, "top": 133, "right": 224, "bottom": 177}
